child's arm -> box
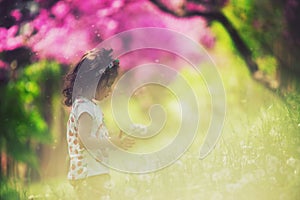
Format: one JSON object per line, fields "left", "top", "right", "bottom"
{"left": 110, "top": 131, "right": 135, "bottom": 150}
{"left": 78, "top": 112, "right": 107, "bottom": 150}
{"left": 78, "top": 112, "right": 134, "bottom": 150}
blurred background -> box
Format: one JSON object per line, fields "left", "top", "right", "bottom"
{"left": 0, "top": 0, "right": 299, "bottom": 199}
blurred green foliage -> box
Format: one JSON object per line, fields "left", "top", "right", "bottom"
{"left": 224, "top": 0, "right": 300, "bottom": 79}
{"left": 225, "top": 0, "right": 284, "bottom": 58}
{"left": 0, "top": 60, "right": 62, "bottom": 199}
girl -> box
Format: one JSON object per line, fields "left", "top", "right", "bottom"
{"left": 63, "top": 48, "right": 134, "bottom": 200}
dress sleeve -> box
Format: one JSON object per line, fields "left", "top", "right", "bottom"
{"left": 75, "top": 101, "right": 95, "bottom": 120}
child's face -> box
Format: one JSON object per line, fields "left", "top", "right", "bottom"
{"left": 98, "top": 85, "right": 112, "bottom": 100}
{"left": 96, "top": 78, "right": 114, "bottom": 100}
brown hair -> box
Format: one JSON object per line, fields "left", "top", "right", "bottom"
{"left": 62, "top": 48, "right": 119, "bottom": 107}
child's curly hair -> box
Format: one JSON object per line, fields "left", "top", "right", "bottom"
{"left": 63, "top": 48, "right": 119, "bottom": 107}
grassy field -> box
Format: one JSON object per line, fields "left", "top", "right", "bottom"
{"left": 25, "top": 60, "right": 300, "bottom": 200}
{"left": 5, "top": 23, "right": 300, "bottom": 200}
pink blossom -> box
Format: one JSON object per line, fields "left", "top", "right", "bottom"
{"left": 32, "top": 9, "right": 52, "bottom": 31}
{"left": 51, "top": 1, "right": 70, "bottom": 19}
{"left": 186, "top": 1, "right": 207, "bottom": 12}
{"left": 200, "top": 32, "right": 215, "bottom": 49}
{"left": 0, "top": 60, "right": 9, "bottom": 69}
{"left": 0, "top": 28, "right": 8, "bottom": 51}
{"left": 0, "top": 26, "right": 24, "bottom": 51}
{"left": 6, "top": 35, "right": 24, "bottom": 51}
{"left": 30, "top": 27, "right": 92, "bottom": 63}
{"left": 10, "top": 9, "right": 22, "bottom": 21}
{"left": 71, "top": 0, "right": 112, "bottom": 13}
{"left": 111, "top": 0, "right": 124, "bottom": 9}
{"left": 7, "top": 25, "right": 18, "bottom": 37}
{"left": 161, "top": 0, "right": 185, "bottom": 11}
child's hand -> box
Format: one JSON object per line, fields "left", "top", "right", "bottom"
{"left": 130, "top": 124, "right": 147, "bottom": 136}
{"left": 110, "top": 131, "right": 135, "bottom": 150}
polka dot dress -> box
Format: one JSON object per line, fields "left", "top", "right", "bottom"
{"left": 67, "top": 98, "right": 88, "bottom": 180}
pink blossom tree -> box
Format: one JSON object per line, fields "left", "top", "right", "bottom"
{"left": 0, "top": 0, "right": 214, "bottom": 70}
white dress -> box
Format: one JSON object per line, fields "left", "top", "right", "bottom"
{"left": 66, "top": 97, "right": 110, "bottom": 180}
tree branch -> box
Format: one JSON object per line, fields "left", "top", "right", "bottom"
{"left": 149, "top": 0, "right": 258, "bottom": 73}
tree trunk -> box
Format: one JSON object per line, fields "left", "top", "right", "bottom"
{"left": 211, "top": 12, "right": 259, "bottom": 73}
{"left": 276, "top": 66, "right": 300, "bottom": 94}
{"left": 7, "top": 156, "right": 14, "bottom": 178}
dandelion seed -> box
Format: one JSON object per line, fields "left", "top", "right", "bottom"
{"left": 269, "top": 128, "right": 278, "bottom": 136}
{"left": 247, "top": 159, "right": 255, "bottom": 164}
{"left": 175, "top": 160, "right": 183, "bottom": 167}
{"left": 45, "top": 193, "right": 50, "bottom": 198}
{"left": 28, "top": 194, "right": 43, "bottom": 199}
{"left": 125, "top": 187, "right": 137, "bottom": 197}
{"left": 239, "top": 173, "right": 254, "bottom": 185}
{"left": 138, "top": 174, "right": 152, "bottom": 184}
{"left": 104, "top": 180, "right": 115, "bottom": 190}
{"left": 286, "top": 157, "right": 296, "bottom": 167}
{"left": 269, "top": 176, "right": 277, "bottom": 184}
{"left": 226, "top": 183, "right": 242, "bottom": 193}
{"left": 266, "top": 154, "right": 279, "bottom": 174}
{"left": 211, "top": 192, "right": 223, "bottom": 200}
{"left": 279, "top": 166, "right": 286, "bottom": 174}
{"left": 279, "top": 193, "right": 288, "bottom": 200}
{"left": 267, "top": 104, "right": 273, "bottom": 110}
{"left": 254, "top": 169, "right": 265, "bottom": 178}
{"left": 125, "top": 174, "right": 130, "bottom": 182}
{"left": 212, "top": 172, "right": 223, "bottom": 182}
{"left": 101, "top": 195, "right": 110, "bottom": 200}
